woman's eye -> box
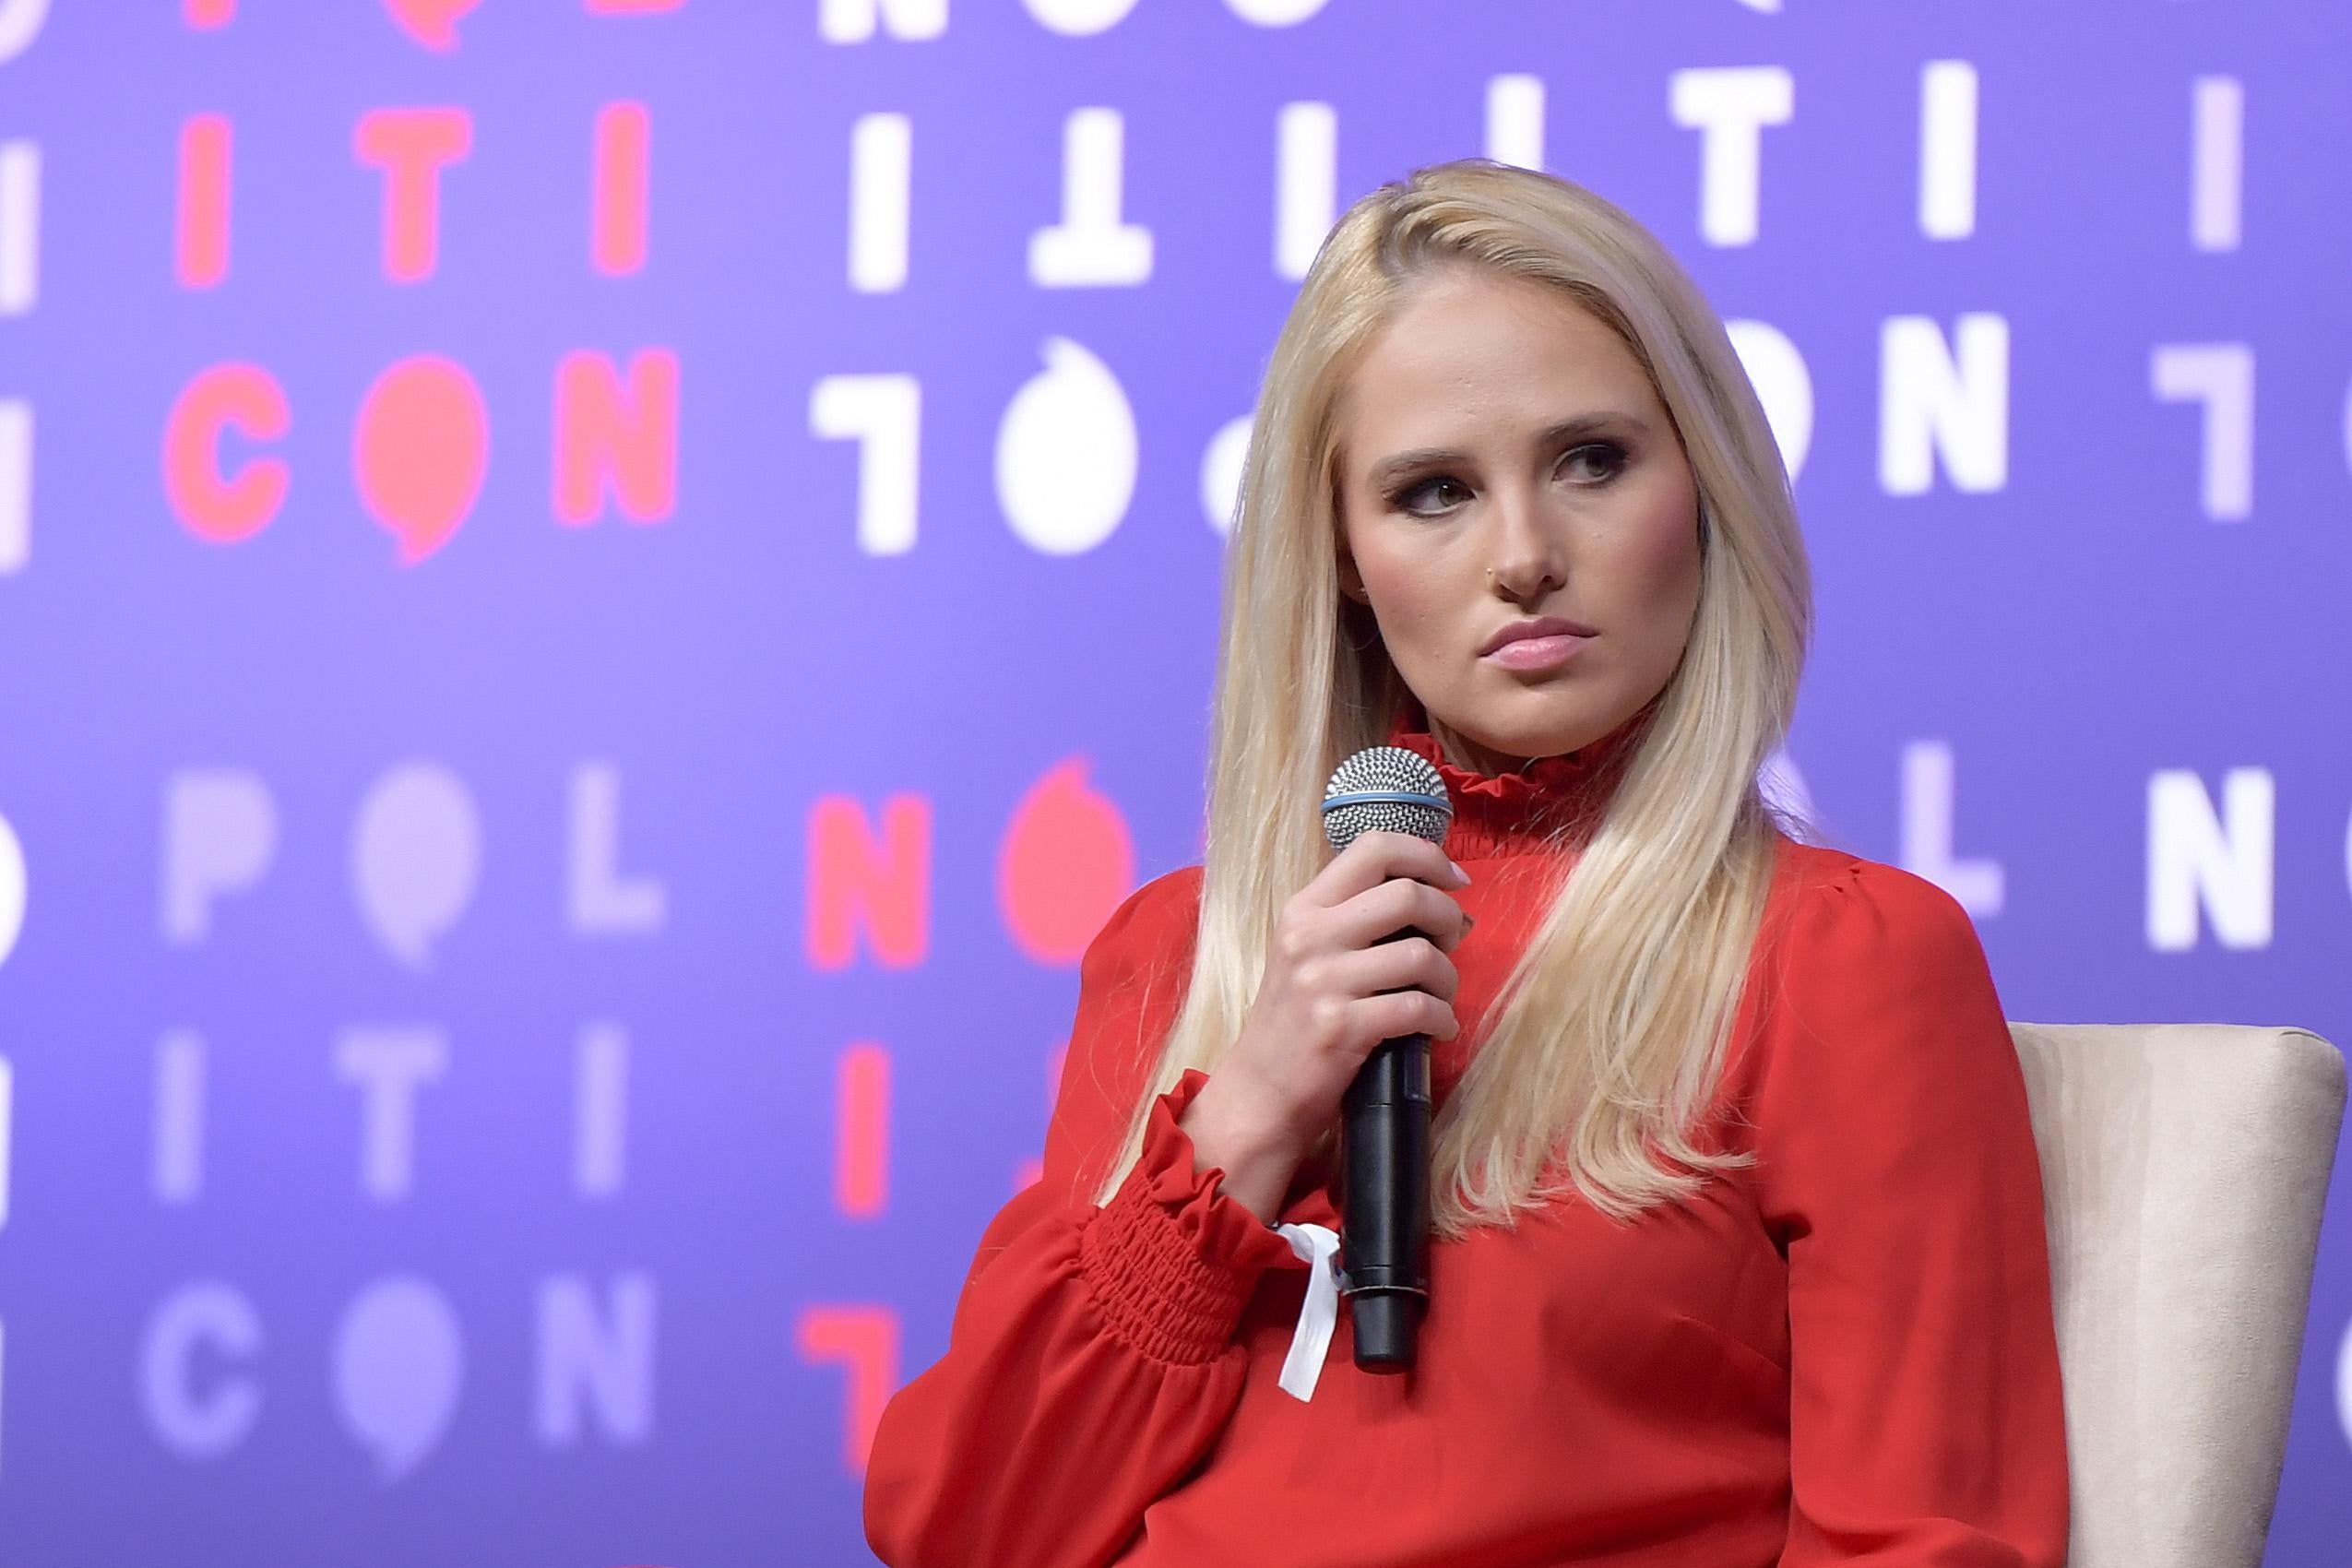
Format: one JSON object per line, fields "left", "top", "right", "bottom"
{"left": 1388, "top": 445, "right": 1624, "bottom": 514}
{"left": 1561, "top": 441, "right": 1629, "bottom": 483}
{"left": 1394, "top": 478, "right": 1466, "bottom": 515}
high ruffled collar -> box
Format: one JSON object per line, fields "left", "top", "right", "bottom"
{"left": 1382, "top": 690, "right": 1650, "bottom": 861}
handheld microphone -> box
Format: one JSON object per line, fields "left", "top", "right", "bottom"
{"left": 1319, "top": 744, "right": 1454, "bottom": 1372}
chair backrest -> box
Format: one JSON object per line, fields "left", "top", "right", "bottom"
{"left": 2008, "top": 1022, "right": 2346, "bottom": 1568}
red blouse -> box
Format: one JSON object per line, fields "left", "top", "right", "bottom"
{"left": 864, "top": 707, "right": 2071, "bottom": 1568}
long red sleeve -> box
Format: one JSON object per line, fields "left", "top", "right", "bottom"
{"left": 864, "top": 818, "right": 2071, "bottom": 1567}
{"left": 1750, "top": 857, "right": 2071, "bottom": 1565}
{"left": 862, "top": 868, "right": 1305, "bottom": 1568}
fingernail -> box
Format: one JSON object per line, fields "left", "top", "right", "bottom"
{"left": 1462, "top": 913, "right": 1477, "bottom": 932}
{"left": 1449, "top": 860, "right": 1469, "bottom": 884}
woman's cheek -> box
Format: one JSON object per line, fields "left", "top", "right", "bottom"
{"left": 1615, "top": 500, "right": 1703, "bottom": 609}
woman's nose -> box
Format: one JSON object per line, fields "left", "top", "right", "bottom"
{"left": 1486, "top": 486, "right": 1566, "bottom": 599}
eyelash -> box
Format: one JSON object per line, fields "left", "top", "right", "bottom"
{"left": 1384, "top": 441, "right": 1630, "bottom": 515}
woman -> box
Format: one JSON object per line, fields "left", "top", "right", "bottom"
{"left": 863, "top": 158, "right": 2070, "bottom": 1568}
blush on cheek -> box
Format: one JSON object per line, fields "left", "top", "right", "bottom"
{"left": 1627, "top": 493, "right": 1704, "bottom": 585}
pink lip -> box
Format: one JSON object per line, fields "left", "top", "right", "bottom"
{"left": 1479, "top": 615, "right": 1600, "bottom": 656}
{"left": 1484, "top": 633, "right": 1592, "bottom": 672}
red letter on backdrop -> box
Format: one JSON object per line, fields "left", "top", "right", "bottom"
{"left": 591, "top": 101, "right": 650, "bottom": 277}
{"left": 353, "top": 107, "right": 473, "bottom": 283}
{"left": 353, "top": 354, "right": 489, "bottom": 566}
{"left": 381, "top": 0, "right": 483, "bottom": 51}
{"left": 836, "top": 1042, "right": 889, "bottom": 1220}
{"left": 795, "top": 1305, "right": 899, "bottom": 1479}
{"left": 552, "top": 349, "right": 678, "bottom": 526}
{"left": 807, "top": 795, "right": 930, "bottom": 971}
{"left": 175, "top": 113, "right": 232, "bottom": 288}
{"left": 163, "top": 363, "right": 290, "bottom": 545}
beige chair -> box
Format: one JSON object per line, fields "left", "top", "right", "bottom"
{"left": 2010, "top": 1023, "right": 2346, "bottom": 1568}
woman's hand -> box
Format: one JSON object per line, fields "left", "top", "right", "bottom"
{"left": 1177, "top": 833, "right": 1471, "bottom": 1224}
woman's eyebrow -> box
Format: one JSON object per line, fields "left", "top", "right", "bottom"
{"left": 1364, "top": 411, "right": 1652, "bottom": 491}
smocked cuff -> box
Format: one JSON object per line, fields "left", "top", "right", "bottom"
{"left": 1076, "top": 1069, "right": 1303, "bottom": 1365}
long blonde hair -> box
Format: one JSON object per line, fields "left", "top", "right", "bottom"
{"left": 1088, "top": 158, "right": 1822, "bottom": 1234}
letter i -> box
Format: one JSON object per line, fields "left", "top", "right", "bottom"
{"left": 176, "top": 113, "right": 232, "bottom": 288}
{"left": 591, "top": 102, "right": 649, "bottom": 277}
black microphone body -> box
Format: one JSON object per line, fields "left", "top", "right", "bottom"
{"left": 1339, "top": 1011, "right": 1432, "bottom": 1371}
{"left": 1319, "top": 744, "right": 1455, "bottom": 1375}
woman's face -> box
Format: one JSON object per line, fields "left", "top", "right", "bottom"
{"left": 1333, "top": 267, "right": 1704, "bottom": 775}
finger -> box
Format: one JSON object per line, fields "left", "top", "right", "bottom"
{"left": 1329, "top": 933, "right": 1457, "bottom": 1004}
{"left": 1309, "top": 830, "right": 1467, "bottom": 908}
{"left": 1331, "top": 876, "right": 1469, "bottom": 953}
{"left": 1352, "top": 990, "right": 1457, "bottom": 1045}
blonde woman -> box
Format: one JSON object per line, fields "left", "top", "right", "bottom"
{"left": 864, "top": 158, "right": 2068, "bottom": 1568}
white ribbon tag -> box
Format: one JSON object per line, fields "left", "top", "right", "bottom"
{"left": 1271, "top": 1221, "right": 1343, "bottom": 1402}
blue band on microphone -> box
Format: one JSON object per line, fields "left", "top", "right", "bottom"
{"left": 1319, "top": 789, "right": 1452, "bottom": 817}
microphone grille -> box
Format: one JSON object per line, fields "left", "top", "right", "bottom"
{"left": 1322, "top": 745, "right": 1453, "bottom": 852}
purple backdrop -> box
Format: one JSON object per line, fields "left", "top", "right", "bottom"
{"left": 0, "top": 0, "right": 2345, "bottom": 1563}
